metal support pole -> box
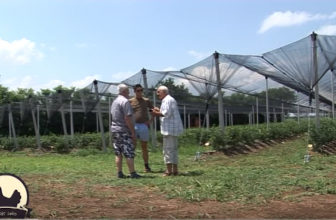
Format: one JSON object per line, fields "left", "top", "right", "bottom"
{"left": 142, "top": 68, "right": 149, "bottom": 96}
{"left": 331, "top": 69, "right": 335, "bottom": 120}
{"left": 109, "top": 97, "right": 112, "bottom": 147}
{"left": 96, "top": 112, "right": 99, "bottom": 133}
{"left": 297, "top": 91, "right": 300, "bottom": 124}
{"left": 37, "top": 105, "right": 40, "bottom": 135}
{"left": 312, "top": 32, "right": 320, "bottom": 129}
{"left": 252, "top": 105, "right": 255, "bottom": 125}
{"left": 273, "top": 108, "right": 276, "bottom": 123}
{"left": 184, "top": 105, "right": 186, "bottom": 129}
{"left": 29, "top": 97, "right": 41, "bottom": 149}
{"left": 8, "top": 105, "right": 11, "bottom": 138}
{"left": 265, "top": 77, "right": 269, "bottom": 129}
{"left": 94, "top": 80, "right": 107, "bottom": 152}
{"left": 58, "top": 90, "right": 68, "bottom": 139}
{"left": 198, "top": 110, "right": 201, "bottom": 128}
{"left": 224, "top": 110, "right": 227, "bottom": 127}
{"left": 8, "top": 103, "right": 18, "bottom": 150}
{"left": 281, "top": 103, "right": 284, "bottom": 122}
{"left": 206, "top": 112, "right": 210, "bottom": 129}
{"left": 214, "top": 51, "right": 225, "bottom": 131}
{"left": 256, "top": 97, "right": 259, "bottom": 127}
{"left": 70, "top": 96, "right": 74, "bottom": 138}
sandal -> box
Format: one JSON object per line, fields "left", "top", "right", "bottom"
{"left": 144, "top": 167, "right": 152, "bottom": 173}
{"left": 162, "top": 172, "right": 172, "bottom": 177}
{"left": 172, "top": 172, "right": 179, "bottom": 176}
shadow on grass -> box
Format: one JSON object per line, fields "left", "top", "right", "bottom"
{"left": 177, "top": 170, "right": 204, "bottom": 177}
{"left": 117, "top": 175, "right": 158, "bottom": 179}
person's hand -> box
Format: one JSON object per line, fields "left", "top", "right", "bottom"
{"left": 131, "top": 132, "right": 137, "bottom": 148}
{"left": 152, "top": 108, "right": 160, "bottom": 114}
{"left": 150, "top": 111, "right": 157, "bottom": 117}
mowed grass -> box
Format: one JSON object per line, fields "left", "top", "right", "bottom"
{"left": 1, "top": 137, "right": 336, "bottom": 204}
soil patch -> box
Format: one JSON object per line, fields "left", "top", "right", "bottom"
{"left": 24, "top": 177, "right": 336, "bottom": 219}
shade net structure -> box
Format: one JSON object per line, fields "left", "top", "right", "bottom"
{"left": 116, "top": 33, "right": 336, "bottom": 131}
{"left": 119, "top": 67, "right": 307, "bottom": 129}
{"left": 221, "top": 33, "right": 336, "bottom": 106}
{"left": 1, "top": 32, "right": 336, "bottom": 153}
{"left": 77, "top": 80, "right": 114, "bottom": 116}
{"left": 45, "top": 89, "right": 75, "bottom": 120}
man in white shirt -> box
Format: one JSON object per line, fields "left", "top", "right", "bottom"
{"left": 151, "top": 85, "right": 184, "bottom": 177}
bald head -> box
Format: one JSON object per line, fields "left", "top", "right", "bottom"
{"left": 156, "top": 85, "right": 169, "bottom": 100}
{"left": 157, "top": 85, "right": 169, "bottom": 94}
{"left": 117, "top": 83, "right": 130, "bottom": 97}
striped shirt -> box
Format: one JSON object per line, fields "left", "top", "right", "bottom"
{"left": 159, "top": 94, "right": 183, "bottom": 136}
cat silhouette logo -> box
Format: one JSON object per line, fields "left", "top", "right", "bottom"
{"left": 0, "top": 173, "right": 32, "bottom": 219}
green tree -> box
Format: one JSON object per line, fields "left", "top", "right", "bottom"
{"left": 258, "top": 87, "right": 296, "bottom": 102}
{"left": 147, "top": 78, "right": 194, "bottom": 102}
{"left": 0, "top": 85, "right": 15, "bottom": 105}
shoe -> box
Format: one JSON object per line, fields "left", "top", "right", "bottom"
{"left": 172, "top": 172, "right": 178, "bottom": 176}
{"left": 162, "top": 172, "right": 172, "bottom": 177}
{"left": 131, "top": 172, "right": 142, "bottom": 179}
{"left": 144, "top": 167, "right": 152, "bottom": 173}
{"left": 117, "top": 173, "right": 128, "bottom": 178}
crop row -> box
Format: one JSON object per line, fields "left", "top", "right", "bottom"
{"left": 1, "top": 118, "right": 335, "bottom": 152}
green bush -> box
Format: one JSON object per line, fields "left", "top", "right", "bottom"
{"left": 309, "top": 118, "right": 336, "bottom": 151}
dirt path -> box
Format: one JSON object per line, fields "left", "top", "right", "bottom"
{"left": 27, "top": 182, "right": 336, "bottom": 219}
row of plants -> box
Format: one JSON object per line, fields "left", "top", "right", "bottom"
{"left": 157, "top": 119, "right": 311, "bottom": 149}
{"left": 1, "top": 118, "right": 335, "bottom": 152}
{"left": 309, "top": 117, "right": 336, "bottom": 150}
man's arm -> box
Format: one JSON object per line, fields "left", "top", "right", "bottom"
{"left": 153, "top": 99, "right": 174, "bottom": 118}
{"left": 147, "top": 99, "right": 155, "bottom": 124}
{"left": 123, "top": 101, "right": 137, "bottom": 147}
{"left": 124, "top": 115, "right": 137, "bottom": 148}
{"left": 125, "top": 115, "right": 136, "bottom": 134}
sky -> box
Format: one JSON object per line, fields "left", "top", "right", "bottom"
{"left": 0, "top": 0, "right": 336, "bottom": 93}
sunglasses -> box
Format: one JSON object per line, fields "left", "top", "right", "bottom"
{"left": 136, "top": 89, "right": 143, "bottom": 92}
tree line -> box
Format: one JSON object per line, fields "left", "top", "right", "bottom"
{"left": 0, "top": 78, "right": 297, "bottom": 136}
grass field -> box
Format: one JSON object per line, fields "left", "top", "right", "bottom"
{"left": 1, "top": 137, "right": 336, "bottom": 218}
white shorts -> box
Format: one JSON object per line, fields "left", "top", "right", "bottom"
{"left": 162, "top": 135, "right": 178, "bottom": 164}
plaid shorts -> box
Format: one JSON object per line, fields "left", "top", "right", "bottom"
{"left": 112, "top": 132, "right": 135, "bottom": 158}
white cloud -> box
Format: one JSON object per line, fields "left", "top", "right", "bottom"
{"left": 314, "top": 24, "right": 336, "bottom": 35}
{"left": 69, "top": 74, "right": 101, "bottom": 88}
{"left": 0, "top": 38, "right": 44, "bottom": 65}
{"left": 76, "top": 43, "right": 87, "bottom": 48}
{"left": 111, "top": 71, "right": 137, "bottom": 81}
{"left": 3, "top": 76, "right": 67, "bottom": 92}
{"left": 162, "top": 67, "right": 177, "bottom": 71}
{"left": 42, "top": 79, "right": 66, "bottom": 89}
{"left": 3, "top": 76, "right": 36, "bottom": 91}
{"left": 188, "top": 50, "right": 211, "bottom": 60}
{"left": 3, "top": 75, "right": 101, "bottom": 92}
{"left": 258, "top": 10, "right": 336, "bottom": 33}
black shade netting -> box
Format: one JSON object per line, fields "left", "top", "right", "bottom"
{"left": 45, "top": 89, "right": 74, "bottom": 120}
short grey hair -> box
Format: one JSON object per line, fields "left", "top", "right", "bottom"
{"left": 157, "top": 85, "right": 169, "bottom": 94}
{"left": 117, "top": 84, "right": 129, "bottom": 94}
